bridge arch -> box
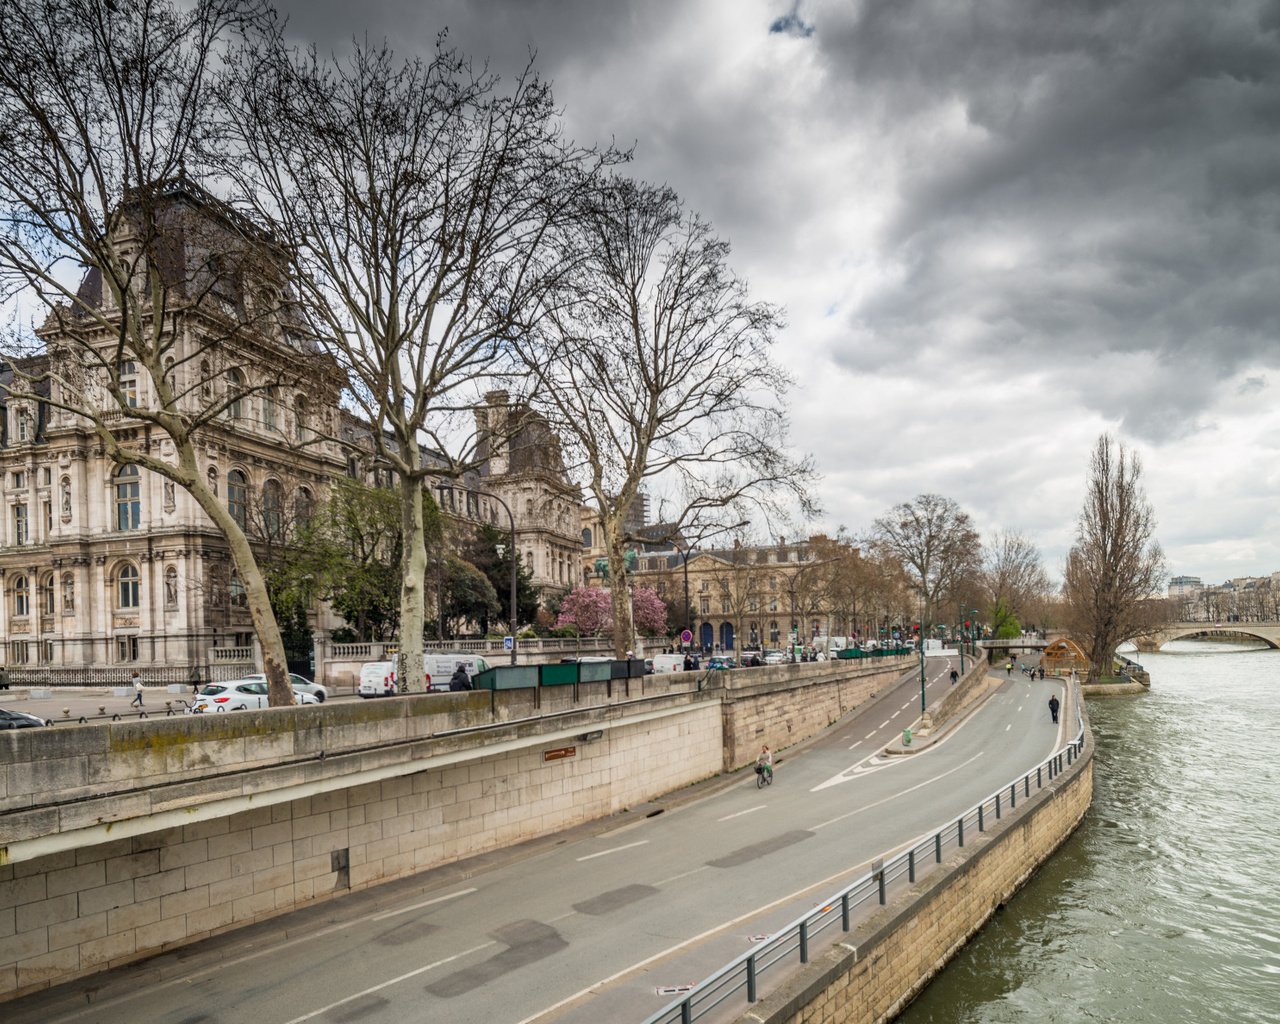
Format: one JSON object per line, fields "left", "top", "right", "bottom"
{"left": 1140, "top": 623, "right": 1280, "bottom": 651}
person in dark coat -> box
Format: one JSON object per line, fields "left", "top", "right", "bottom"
{"left": 683, "top": 653, "right": 693, "bottom": 671}
{"left": 1048, "top": 693, "right": 1060, "bottom": 724}
{"left": 449, "top": 665, "right": 471, "bottom": 691}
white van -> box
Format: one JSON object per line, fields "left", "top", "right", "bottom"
{"left": 357, "top": 653, "right": 492, "bottom": 697}
{"left": 650, "top": 654, "right": 685, "bottom": 673}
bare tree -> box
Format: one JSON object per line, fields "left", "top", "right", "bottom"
{"left": 1062, "top": 434, "right": 1168, "bottom": 682}
{"left": 222, "top": 35, "right": 611, "bottom": 690}
{"left": 522, "top": 178, "right": 816, "bottom": 656}
{"left": 982, "top": 530, "right": 1052, "bottom": 636}
{"left": 873, "top": 494, "right": 981, "bottom": 631}
{"left": 0, "top": 0, "right": 318, "bottom": 705}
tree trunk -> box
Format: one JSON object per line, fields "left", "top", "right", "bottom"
{"left": 178, "top": 450, "right": 291, "bottom": 706}
{"left": 398, "top": 476, "right": 427, "bottom": 693}
{"left": 603, "top": 517, "right": 634, "bottom": 659}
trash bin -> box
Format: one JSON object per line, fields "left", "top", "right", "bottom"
{"left": 903, "top": 727, "right": 912, "bottom": 746}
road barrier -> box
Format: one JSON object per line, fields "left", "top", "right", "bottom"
{"left": 642, "top": 680, "right": 1088, "bottom": 1024}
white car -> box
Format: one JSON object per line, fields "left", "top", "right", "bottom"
{"left": 242, "top": 672, "right": 328, "bottom": 703}
{"left": 187, "top": 680, "right": 320, "bottom": 713}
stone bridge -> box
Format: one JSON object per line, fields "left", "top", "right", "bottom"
{"left": 1134, "top": 622, "right": 1280, "bottom": 652}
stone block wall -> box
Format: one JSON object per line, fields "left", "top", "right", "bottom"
{"left": 0, "top": 701, "right": 722, "bottom": 1000}
{"left": 744, "top": 746, "right": 1094, "bottom": 1024}
{"left": 720, "top": 658, "right": 911, "bottom": 770}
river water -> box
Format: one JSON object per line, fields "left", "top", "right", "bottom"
{"left": 896, "top": 640, "right": 1280, "bottom": 1024}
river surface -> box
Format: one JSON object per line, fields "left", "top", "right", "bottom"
{"left": 896, "top": 640, "right": 1280, "bottom": 1024}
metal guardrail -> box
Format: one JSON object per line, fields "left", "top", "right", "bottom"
{"left": 642, "top": 682, "right": 1089, "bottom": 1024}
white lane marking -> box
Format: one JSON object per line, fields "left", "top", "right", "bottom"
{"left": 900, "top": 701, "right": 911, "bottom": 710}
{"left": 864, "top": 731, "right": 876, "bottom": 739}
{"left": 718, "top": 804, "right": 767, "bottom": 822}
{"left": 1005, "top": 724, "right": 1012, "bottom": 731}
{"left": 511, "top": 860, "right": 877, "bottom": 1024}
{"left": 655, "top": 865, "right": 710, "bottom": 886}
{"left": 879, "top": 720, "right": 891, "bottom": 728}
{"left": 813, "top": 745, "right": 984, "bottom": 806}
{"left": 847, "top": 740, "right": 861, "bottom": 751}
{"left": 371, "top": 887, "right": 477, "bottom": 921}
{"left": 282, "top": 942, "right": 495, "bottom": 1024}
{"left": 576, "top": 839, "right": 649, "bottom": 862}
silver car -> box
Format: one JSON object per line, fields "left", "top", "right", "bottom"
{"left": 187, "top": 680, "right": 320, "bottom": 713}
{"left": 243, "top": 672, "right": 328, "bottom": 703}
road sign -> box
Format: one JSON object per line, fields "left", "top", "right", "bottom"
{"left": 503, "top": 635, "right": 514, "bottom": 651}
{"left": 680, "top": 629, "right": 693, "bottom": 644}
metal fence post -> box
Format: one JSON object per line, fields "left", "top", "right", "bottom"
{"left": 935, "top": 832, "right": 943, "bottom": 863}
{"left": 747, "top": 955, "right": 757, "bottom": 1002}
{"left": 958, "top": 817, "right": 965, "bottom": 847}
{"left": 978, "top": 804, "right": 985, "bottom": 832}
{"left": 800, "top": 920, "right": 810, "bottom": 963}
{"left": 995, "top": 792, "right": 1001, "bottom": 819}
{"left": 908, "top": 848, "right": 916, "bottom": 884}
{"left": 842, "top": 892, "right": 851, "bottom": 931}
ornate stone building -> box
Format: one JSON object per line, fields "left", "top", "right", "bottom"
{"left": 0, "top": 181, "right": 348, "bottom": 675}
{"left": 0, "top": 184, "right": 585, "bottom": 674}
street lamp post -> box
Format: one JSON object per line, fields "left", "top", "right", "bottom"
{"left": 442, "top": 484, "right": 518, "bottom": 666}
{"left": 678, "top": 520, "right": 748, "bottom": 656}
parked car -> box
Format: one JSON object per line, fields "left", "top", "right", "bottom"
{"left": 763, "top": 650, "right": 788, "bottom": 665}
{"left": 707, "top": 656, "right": 738, "bottom": 670}
{"left": 242, "top": 673, "right": 328, "bottom": 703}
{"left": 0, "top": 708, "right": 50, "bottom": 728}
{"left": 187, "top": 680, "right": 320, "bottom": 713}
{"left": 358, "top": 654, "right": 493, "bottom": 697}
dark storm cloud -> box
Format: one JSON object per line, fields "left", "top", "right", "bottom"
{"left": 814, "top": 0, "right": 1280, "bottom": 442}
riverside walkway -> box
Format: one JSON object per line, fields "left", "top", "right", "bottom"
{"left": 2, "top": 654, "right": 1075, "bottom": 1024}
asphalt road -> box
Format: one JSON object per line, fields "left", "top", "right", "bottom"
{"left": 3, "top": 658, "right": 1066, "bottom": 1024}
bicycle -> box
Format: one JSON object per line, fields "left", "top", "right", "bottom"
{"left": 755, "top": 763, "right": 773, "bottom": 788}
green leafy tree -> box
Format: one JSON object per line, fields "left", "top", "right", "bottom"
{"left": 442, "top": 559, "right": 501, "bottom": 637}
{"left": 463, "top": 523, "right": 541, "bottom": 633}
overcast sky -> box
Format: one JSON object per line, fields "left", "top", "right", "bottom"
{"left": 278, "top": 0, "right": 1280, "bottom": 586}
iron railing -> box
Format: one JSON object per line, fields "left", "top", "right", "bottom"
{"left": 642, "top": 682, "right": 1088, "bottom": 1024}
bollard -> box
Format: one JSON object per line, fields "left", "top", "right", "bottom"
{"left": 903, "top": 726, "right": 912, "bottom": 746}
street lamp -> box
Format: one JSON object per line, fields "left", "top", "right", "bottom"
{"left": 440, "top": 483, "right": 518, "bottom": 666}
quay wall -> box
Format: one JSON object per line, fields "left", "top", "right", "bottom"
{"left": 0, "top": 657, "right": 909, "bottom": 1000}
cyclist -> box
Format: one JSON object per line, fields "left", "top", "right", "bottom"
{"left": 756, "top": 744, "right": 773, "bottom": 783}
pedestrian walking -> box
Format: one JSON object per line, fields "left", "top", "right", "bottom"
{"left": 949, "top": 668, "right": 959, "bottom": 685}
{"left": 188, "top": 663, "right": 202, "bottom": 697}
{"left": 1048, "top": 693, "right": 1060, "bottom": 724}
{"left": 130, "top": 670, "right": 144, "bottom": 708}
{"left": 1038, "top": 666, "right": 1045, "bottom": 680}
{"left": 1005, "top": 661, "right": 1012, "bottom": 677}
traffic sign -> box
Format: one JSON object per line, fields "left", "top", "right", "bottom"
{"left": 680, "top": 629, "right": 693, "bottom": 644}
{"left": 503, "top": 635, "right": 514, "bottom": 651}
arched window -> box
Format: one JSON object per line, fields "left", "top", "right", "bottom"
{"left": 769, "top": 620, "right": 779, "bottom": 644}
{"left": 41, "top": 572, "right": 55, "bottom": 616}
{"left": 225, "top": 368, "right": 244, "bottom": 419}
{"left": 262, "top": 385, "right": 278, "bottom": 431}
{"left": 116, "top": 563, "right": 140, "bottom": 609}
{"left": 227, "top": 469, "right": 247, "bottom": 530}
{"left": 262, "top": 479, "right": 283, "bottom": 541}
{"left": 115, "top": 464, "right": 141, "bottom": 530}
{"left": 119, "top": 361, "right": 138, "bottom": 408}
{"left": 13, "top": 575, "right": 29, "bottom": 616}
{"left": 581, "top": 527, "right": 592, "bottom": 548}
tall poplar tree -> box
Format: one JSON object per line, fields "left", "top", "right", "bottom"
{"left": 1062, "top": 434, "right": 1167, "bottom": 682}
